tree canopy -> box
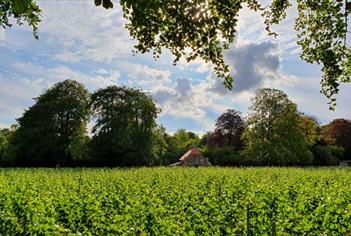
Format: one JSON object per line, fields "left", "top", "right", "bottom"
{"left": 1, "top": 0, "right": 350, "bottom": 108}
{"left": 321, "top": 118, "right": 351, "bottom": 157}
{"left": 0, "top": 129, "right": 7, "bottom": 161}
{"left": 242, "top": 88, "right": 313, "bottom": 165}
{"left": 7, "top": 80, "right": 91, "bottom": 166}
{"left": 90, "top": 86, "right": 159, "bottom": 166}
{"left": 0, "top": 78, "right": 349, "bottom": 167}
{"left": 211, "top": 109, "right": 244, "bottom": 149}
{"left": 0, "top": 0, "right": 41, "bottom": 38}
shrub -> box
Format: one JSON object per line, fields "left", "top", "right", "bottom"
{"left": 311, "top": 145, "right": 345, "bottom": 166}
{"left": 202, "top": 146, "right": 243, "bottom": 166}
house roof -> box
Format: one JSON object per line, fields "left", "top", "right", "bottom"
{"left": 179, "top": 147, "right": 203, "bottom": 161}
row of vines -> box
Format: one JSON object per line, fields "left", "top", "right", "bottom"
{"left": 0, "top": 167, "right": 350, "bottom": 235}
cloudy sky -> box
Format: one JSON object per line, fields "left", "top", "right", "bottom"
{"left": 0, "top": 1, "right": 350, "bottom": 134}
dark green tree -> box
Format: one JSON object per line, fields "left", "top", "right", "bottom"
{"left": 8, "top": 80, "right": 91, "bottom": 166}
{"left": 0, "top": 129, "right": 7, "bottom": 163}
{"left": 90, "top": 86, "right": 159, "bottom": 166}
{"left": 2, "top": 0, "right": 351, "bottom": 107}
{"left": 311, "top": 145, "right": 344, "bottom": 166}
{"left": 150, "top": 125, "right": 168, "bottom": 165}
{"left": 242, "top": 88, "right": 313, "bottom": 166}
{"left": 199, "top": 131, "right": 212, "bottom": 147}
{"left": 0, "top": 125, "right": 17, "bottom": 165}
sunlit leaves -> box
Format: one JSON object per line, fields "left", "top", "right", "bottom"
{"left": 116, "top": 0, "right": 351, "bottom": 107}
{"left": 1, "top": 0, "right": 351, "bottom": 107}
{"left": 295, "top": 0, "right": 351, "bottom": 109}
{"left": 94, "top": 0, "right": 113, "bottom": 9}
{"left": 119, "top": 0, "right": 246, "bottom": 89}
{"left": 242, "top": 88, "right": 313, "bottom": 165}
{"left": 0, "top": 0, "right": 41, "bottom": 39}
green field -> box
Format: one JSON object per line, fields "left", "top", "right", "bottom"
{"left": 0, "top": 168, "right": 350, "bottom": 235}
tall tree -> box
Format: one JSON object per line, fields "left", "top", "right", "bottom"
{"left": 0, "top": 126, "right": 17, "bottom": 165}
{"left": 8, "top": 80, "right": 91, "bottom": 166}
{"left": 2, "top": 0, "right": 351, "bottom": 107}
{"left": 298, "top": 114, "right": 319, "bottom": 147}
{"left": 242, "top": 88, "right": 312, "bottom": 166}
{"left": 0, "top": 129, "right": 7, "bottom": 163}
{"left": 208, "top": 109, "right": 244, "bottom": 149}
{"left": 321, "top": 118, "right": 351, "bottom": 158}
{"left": 150, "top": 125, "right": 168, "bottom": 165}
{"left": 90, "top": 86, "right": 159, "bottom": 166}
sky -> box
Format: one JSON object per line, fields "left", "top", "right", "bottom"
{"left": 0, "top": 1, "right": 350, "bottom": 134}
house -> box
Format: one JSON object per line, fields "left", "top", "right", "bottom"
{"left": 339, "top": 160, "right": 351, "bottom": 167}
{"left": 170, "top": 147, "right": 210, "bottom": 167}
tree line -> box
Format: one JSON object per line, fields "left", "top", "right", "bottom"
{"left": 0, "top": 79, "right": 350, "bottom": 167}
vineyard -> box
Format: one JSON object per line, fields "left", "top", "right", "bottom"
{"left": 0, "top": 168, "right": 350, "bottom": 235}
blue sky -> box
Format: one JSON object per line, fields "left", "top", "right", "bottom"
{"left": 0, "top": 1, "right": 350, "bottom": 134}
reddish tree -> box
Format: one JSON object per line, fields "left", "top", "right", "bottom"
{"left": 207, "top": 109, "right": 244, "bottom": 149}
{"left": 321, "top": 119, "right": 351, "bottom": 158}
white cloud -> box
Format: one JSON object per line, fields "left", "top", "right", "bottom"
{"left": 176, "top": 56, "right": 212, "bottom": 73}
{"left": 0, "top": 28, "right": 5, "bottom": 41}
{"left": 208, "top": 41, "right": 296, "bottom": 95}
{"left": 0, "top": 75, "right": 43, "bottom": 124}
{"left": 153, "top": 77, "right": 205, "bottom": 119}
{"left": 96, "top": 68, "right": 109, "bottom": 75}
{"left": 123, "top": 63, "right": 172, "bottom": 88}
{"left": 280, "top": 77, "right": 351, "bottom": 124}
{"left": 236, "top": 4, "right": 300, "bottom": 57}
{"left": 0, "top": 1, "right": 349, "bottom": 133}
{"left": 0, "top": 64, "right": 121, "bottom": 125}
{"left": 195, "top": 62, "right": 211, "bottom": 73}
{"left": 152, "top": 77, "right": 227, "bottom": 131}
{"left": 38, "top": 1, "right": 133, "bottom": 63}
{"left": 12, "top": 62, "right": 120, "bottom": 90}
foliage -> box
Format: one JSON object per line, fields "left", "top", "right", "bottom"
{"left": 150, "top": 126, "right": 168, "bottom": 165}
{"left": 0, "top": 0, "right": 41, "bottom": 39}
{"left": 0, "top": 130, "right": 7, "bottom": 162}
{"left": 295, "top": 0, "right": 351, "bottom": 108}
{"left": 7, "top": 80, "right": 91, "bottom": 166}
{"left": 206, "top": 130, "right": 225, "bottom": 148}
{"left": 321, "top": 118, "right": 351, "bottom": 158}
{"left": 0, "top": 126, "right": 17, "bottom": 164}
{"left": 199, "top": 131, "right": 211, "bottom": 147}
{"left": 163, "top": 129, "right": 200, "bottom": 164}
{"left": 2, "top": 0, "right": 351, "bottom": 107}
{"left": 202, "top": 146, "right": 243, "bottom": 166}
{"left": 119, "top": 0, "right": 351, "bottom": 108}
{"left": 298, "top": 114, "right": 319, "bottom": 147}
{"left": 242, "top": 88, "right": 313, "bottom": 166}
{"left": 67, "top": 133, "right": 90, "bottom": 162}
{"left": 90, "top": 86, "right": 159, "bottom": 166}
{"left": 0, "top": 168, "right": 350, "bottom": 235}
{"left": 311, "top": 145, "right": 345, "bottom": 166}
{"left": 208, "top": 109, "right": 244, "bottom": 149}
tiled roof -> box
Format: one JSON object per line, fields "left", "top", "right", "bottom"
{"left": 179, "top": 147, "right": 203, "bottom": 161}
